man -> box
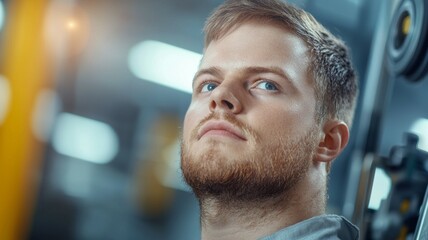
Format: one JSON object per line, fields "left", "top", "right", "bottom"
{"left": 180, "top": 0, "right": 359, "bottom": 239}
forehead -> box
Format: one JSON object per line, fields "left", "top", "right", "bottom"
{"left": 200, "top": 21, "right": 312, "bottom": 89}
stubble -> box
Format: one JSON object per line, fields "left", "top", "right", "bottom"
{"left": 181, "top": 112, "right": 319, "bottom": 204}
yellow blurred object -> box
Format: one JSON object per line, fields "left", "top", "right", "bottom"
{"left": 399, "top": 198, "right": 410, "bottom": 213}
{"left": 0, "top": 0, "right": 51, "bottom": 239}
{"left": 134, "top": 116, "right": 180, "bottom": 217}
{"left": 397, "top": 226, "right": 408, "bottom": 240}
{"left": 401, "top": 14, "right": 411, "bottom": 35}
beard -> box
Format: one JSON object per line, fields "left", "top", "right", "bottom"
{"left": 180, "top": 112, "right": 319, "bottom": 203}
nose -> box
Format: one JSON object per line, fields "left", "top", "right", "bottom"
{"left": 209, "top": 83, "right": 243, "bottom": 114}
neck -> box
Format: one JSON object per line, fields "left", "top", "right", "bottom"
{"left": 199, "top": 169, "right": 327, "bottom": 240}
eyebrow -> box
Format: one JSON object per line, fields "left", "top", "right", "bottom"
{"left": 192, "top": 67, "right": 224, "bottom": 88}
{"left": 244, "top": 66, "right": 293, "bottom": 84}
{"left": 192, "top": 66, "right": 295, "bottom": 89}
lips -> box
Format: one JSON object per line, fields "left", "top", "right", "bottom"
{"left": 198, "top": 121, "right": 247, "bottom": 141}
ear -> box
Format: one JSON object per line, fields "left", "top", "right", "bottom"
{"left": 314, "top": 120, "right": 350, "bottom": 163}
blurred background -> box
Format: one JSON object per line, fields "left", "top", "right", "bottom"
{"left": 0, "top": 0, "right": 427, "bottom": 239}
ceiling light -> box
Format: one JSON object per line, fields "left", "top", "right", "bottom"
{"left": 52, "top": 113, "right": 119, "bottom": 164}
{"left": 128, "top": 40, "right": 202, "bottom": 93}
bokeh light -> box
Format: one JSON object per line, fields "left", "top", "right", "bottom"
{"left": 128, "top": 40, "right": 202, "bottom": 93}
{"left": 52, "top": 113, "right": 119, "bottom": 164}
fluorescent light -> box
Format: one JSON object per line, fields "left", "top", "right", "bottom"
{"left": 0, "top": 75, "right": 10, "bottom": 125}
{"left": 0, "top": 1, "right": 4, "bottom": 31}
{"left": 368, "top": 168, "right": 391, "bottom": 210}
{"left": 410, "top": 118, "right": 428, "bottom": 152}
{"left": 128, "top": 40, "right": 202, "bottom": 93}
{"left": 52, "top": 113, "right": 119, "bottom": 164}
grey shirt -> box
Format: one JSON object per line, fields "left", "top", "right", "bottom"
{"left": 259, "top": 215, "right": 359, "bottom": 240}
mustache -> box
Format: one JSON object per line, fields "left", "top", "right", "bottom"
{"left": 190, "top": 112, "right": 258, "bottom": 141}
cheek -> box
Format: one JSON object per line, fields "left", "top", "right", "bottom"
{"left": 183, "top": 111, "right": 195, "bottom": 141}
{"left": 183, "top": 102, "right": 206, "bottom": 140}
{"left": 251, "top": 102, "right": 315, "bottom": 138}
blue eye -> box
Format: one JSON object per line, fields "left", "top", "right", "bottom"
{"left": 256, "top": 81, "right": 278, "bottom": 91}
{"left": 201, "top": 82, "right": 218, "bottom": 92}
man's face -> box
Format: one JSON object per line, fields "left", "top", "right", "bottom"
{"left": 181, "top": 22, "right": 321, "bottom": 201}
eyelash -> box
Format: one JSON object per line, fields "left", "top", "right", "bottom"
{"left": 195, "top": 79, "right": 280, "bottom": 94}
{"left": 254, "top": 80, "right": 279, "bottom": 91}
{"left": 197, "top": 80, "right": 218, "bottom": 93}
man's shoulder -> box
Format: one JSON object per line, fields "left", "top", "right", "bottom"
{"left": 259, "top": 214, "right": 359, "bottom": 240}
